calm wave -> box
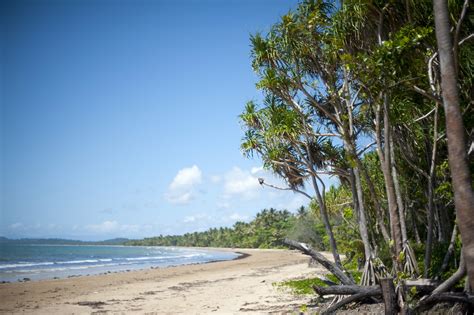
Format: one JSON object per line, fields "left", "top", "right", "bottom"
{"left": 0, "top": 244, "right": 240, "bottom": 282}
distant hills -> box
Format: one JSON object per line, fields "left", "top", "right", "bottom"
{"left": 0, "top": 237, "right": 129, "bottom": 245}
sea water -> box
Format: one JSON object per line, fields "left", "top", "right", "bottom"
{"left": 0, "top": 244, "right": 240, "bottom": 282}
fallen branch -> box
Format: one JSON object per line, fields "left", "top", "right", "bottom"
{"left": 284, "top": 239, "right": 355, "bottom": 285}
{"left": 313, "top": 285, "right": 381, "bottom": 296}
{"left": 321, "top": 291, "right": 376, "bottom": 315}
{"left": 402, "top": 279, "right": 439, "bottom": 295}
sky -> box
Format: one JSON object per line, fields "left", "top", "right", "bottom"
{"left": 1, "top": 0, "right": 338, "bottom": 241}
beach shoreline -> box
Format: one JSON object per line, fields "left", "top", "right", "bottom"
{"left": 0, "top": 248, "right": 329, "bottom": 314}
{"left": 0, "top": 245, "right": 242, "bottom": 283}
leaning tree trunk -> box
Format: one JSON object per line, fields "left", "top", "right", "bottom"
{"left": 433, "top": 0, "right": 474, "bottom": 290}
{"left": 310, "top": 173, "right": 342, "bottom": 268}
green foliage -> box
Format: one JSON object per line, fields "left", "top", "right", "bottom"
{"left": 276, "top": 277, "right": 329, "bottom": 295}
{"left": 242, "top": 0, "right": 472, "bottom": 292}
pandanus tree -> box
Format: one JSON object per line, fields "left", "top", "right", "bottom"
{"left": 244, "top": 0, "right": 389, "bottom": 283}
{"left": 240, "top": 95, "right": 343, "bottom": 267}
{"left": 330, "top": 0, "right": 435, "bottom": 276}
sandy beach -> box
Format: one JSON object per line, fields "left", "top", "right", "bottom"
{"left": 0, "top": 248, "right": 329, "bottom": 314}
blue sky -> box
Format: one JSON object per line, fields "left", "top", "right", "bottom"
{"left": 1, "top": 0, "right": 338, "bottom": 240}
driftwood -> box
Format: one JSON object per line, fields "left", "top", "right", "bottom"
{"left": 311, "top": 276, "right": 469, "bottom": 314}
{"left": 313, "top": 285, "right": 381, "bottom": 296}
{"left": 284, "top": 239, "right": 355, "bottom": 285}
{"left": 402, "top": 278, "right": 439, "bottom": 295}
{"left": 321, "top": 291, "right": 376, "bottom": 315}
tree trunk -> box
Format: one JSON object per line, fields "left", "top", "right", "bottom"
{"left": 353, "top": 165, "right": 373, "bottom": 261}
{"left": 424, "top": 104, "right": 440, "bottom": 277}
{"left": 438, "top": 223, "right": 458, "bottom": 277}
{"left": 409, "top": 201, "right": 422, "bottom": 244}
{"left": 383, "top": 97, "right": 403, "bottom": 260}
{"left": 390, "top": 135, "right": 408, "bottom": 244}
{"left": 376, "top": 95, "right": 403, "bottom": 270}
{"left": 380, "top": 278, "right": 399, "bottom": 315}
{"left": 348, "top": 163, "right": 373, "bottom": 262}
{"left": 340, "top": 69, "right": 372, "bottom": 262}
{"left": 283, "top": 239, "right": 355, "bottom": 285}
{"left": 360, "top": 161, "right": 391, "bottom": 243}
{"left": 311, "top": 174, "right": 342, "bottom": 267}
{"left": 433, "top": 0, "right": 474, "bottom": 291}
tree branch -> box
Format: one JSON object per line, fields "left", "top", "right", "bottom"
{"left": 259, "top": 180, "right": 312, "bottom": 200}
{"left": 283, "top": 239, "right": 355, "bottom": 285}
{"left": 357, "top": 142, "right": 376, "bottom": 156}
{"left": 453, "top": 0, "right": 470, "bottom": 74}
{"left": 321, "top": 291, "right": 377, "bottom": 315}
{"left": 412, "top": 86, "right": 442, "bottom": 105}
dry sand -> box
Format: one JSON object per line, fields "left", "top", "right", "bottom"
{"left": 0, "top": 248, "right": 331, "bottom": 314}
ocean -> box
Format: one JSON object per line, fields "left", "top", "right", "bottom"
{"left": 0, "top": 244, "right": 240, "bottom": 282}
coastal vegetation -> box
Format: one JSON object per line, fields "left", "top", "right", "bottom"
{"left": 130, "top": 0, "right": 472, "bottom": 312}
{"left": 238, "top": 0, "right": 473, "bottom": 312}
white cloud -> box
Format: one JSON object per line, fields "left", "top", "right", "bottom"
{"left": 223, "top": 167, "right": 261, "bottom": 199}
{"left": 165, "top": 165, "right": 203, "bottom": 204}
{"left": 169, "top": 165, "right": 202, "bottom": 190}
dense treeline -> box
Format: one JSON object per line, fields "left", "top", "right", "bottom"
{"left": 238, "top": 0, "right": 473, "bottom": 312}
{"left": 126, "top": 209, "right": 295, "bottom": 248}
